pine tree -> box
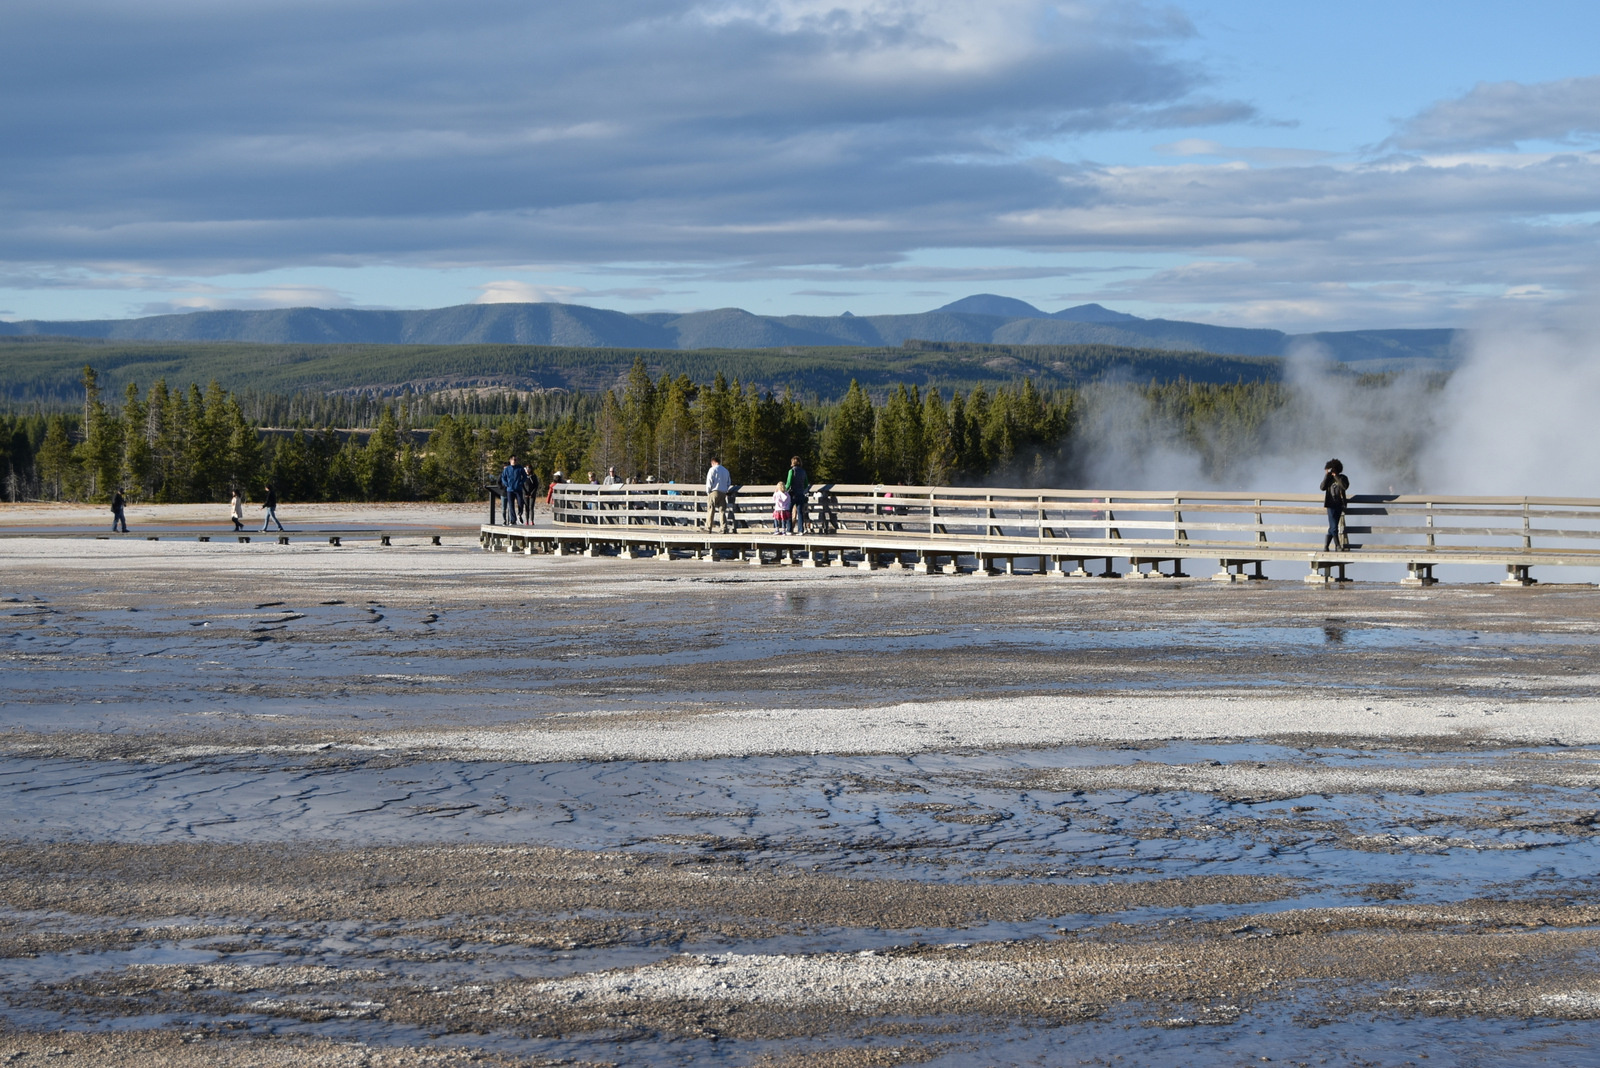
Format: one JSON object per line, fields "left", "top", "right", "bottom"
{"left": 121, "top": 383, "right": 153, "bottom": 499}
{"left": 621, "top": 357, "right": 657, "bottom": 475}
{"left": 874, "top": 383, "right": 923, "bottom": 484}
{"left": 223, "top": 396, "right": 263, "bottom": 496}
{"left": 921, "top": 387, "right": 954, "bottom": 486}
{"left": 37, "top": 415, "right": 76, "bottom": 501}
{"left": 820, "top": 380, "right": 874, "bottom": 483}
{"left": 653, "top": 375, "right": 698, "bottom": 482}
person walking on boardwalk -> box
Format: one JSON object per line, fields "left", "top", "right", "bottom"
{"left": 704, "top": 458, "right": 734, "bottom": 532}
{"left": 230, "top": 490, "right": 245, "bottom": 532}
{"left": 603, "top": 466, "right": 621, "bottom": 486}
{"left": 1321, "top": 459, "right": 1350, "bottom": 552}
{"left": 260, "top": 483, "right": 285, "bottom": 532}
{"left": 784, "top": 456, "right": 810, "bottom": 535}
{"left": 110, "top": 489, "right": 128, "bottom": 533}
{"left": 499, "top": 455, "right": 525, "bottom": 525}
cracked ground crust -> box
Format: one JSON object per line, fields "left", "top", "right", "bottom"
{"left": 10, "top": 842, "right": 1600, "bottom": 1047}
{"left": 6, "top": 550, "right": 1600, "bottom": 1061}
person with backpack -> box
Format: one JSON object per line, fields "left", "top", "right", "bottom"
{"left": 1321, "top": 459, "right": 1350, "bottom": 551}
{"left": 784, "top": 456, "right": 810, "bottom": 535}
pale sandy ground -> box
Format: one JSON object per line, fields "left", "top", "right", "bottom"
{"left": 358, "top": 692, "right": 1600, "bottom": 762}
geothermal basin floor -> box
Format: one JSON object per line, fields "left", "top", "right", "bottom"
{"left": 3, "top": 532, "right": 1600, "bottom": 1066}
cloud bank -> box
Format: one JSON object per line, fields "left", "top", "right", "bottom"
{"left": 2, "top": 1, "right": 1599, "bottom": 328}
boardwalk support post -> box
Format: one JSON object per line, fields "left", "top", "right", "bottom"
{"left": 1213, "top": 559, "right": 1265, "bottom": 583}
{"left": 1502, "top": 563, "right": 1536, "bottom": 587}
{"left": 1305, "top": 560, "right": 1349, "bottom": 585}
{"left": 1401, "top": 561, "right": 1437, "bottom": 587}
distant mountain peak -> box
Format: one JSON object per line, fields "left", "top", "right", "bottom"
{"left": 1052, "top": 303, "right": 1141, "bottom": 324}
{"left": 935, "top": 294, "right": 1046, "bottom": 318}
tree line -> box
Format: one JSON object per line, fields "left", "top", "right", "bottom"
{"left": 0, "top": 361, "right": 1287, "bottom": 504}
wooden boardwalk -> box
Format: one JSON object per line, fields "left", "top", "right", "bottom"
{"left": 482, "top": 484, "right": 1600, "bottom": 586}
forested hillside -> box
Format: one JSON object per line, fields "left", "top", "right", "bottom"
{"left": 0, "top": 299, "right": 1461, "bottom": 367}
{"left": 0, "top": 360, "right": 1295, "bottom": 505}
{"left": 0, "top": 336, "right": 1282, "bottom": 406}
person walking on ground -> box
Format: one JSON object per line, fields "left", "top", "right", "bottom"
{"left": 230, "top": 490, "right": 245, "bottom": 532}
{"left": 772, "top": 482, "right": 792, "bottom": 534}
{"left": 1321, "top": 459, "right": 1350, "bottom": 552}
{"left": 260, "top": 483, "right": 285, "bottom": 532}
{"left": 784, "top": 457, "right": 810, "bottom": 535}
{"left": 704, "top": 458, "right": 734, "bottom": 532}
{"left": 499, "top": 455, "right": 525, "bottom": 525}
{"left": 110, "top": 489, "right": 128, "bottom": 533}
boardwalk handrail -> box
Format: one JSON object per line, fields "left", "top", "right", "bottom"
{"left": 542, "top": 482, "right": 1600, "bottom": 558}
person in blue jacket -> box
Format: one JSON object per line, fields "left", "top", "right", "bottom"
{"left": 499, "top": 456, "right": 526, "bottom": 525}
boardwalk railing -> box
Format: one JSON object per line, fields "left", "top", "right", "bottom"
{"left": 482, "top": 482, "right": 1600, "bottom": 585}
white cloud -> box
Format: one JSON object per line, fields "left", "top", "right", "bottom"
{"left": 476, "top": 281, "right": 590, "bottom": 305}
{"left": 1154, "top": 139, "right": 1335, "bottom": 164}
{"left": 1390, "top": 76, "right": 1600, "bottom": 152}
{"left": 475, "top": 281, "right": 670, "bottom": 304}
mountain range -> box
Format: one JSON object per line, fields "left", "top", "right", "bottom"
{"left": 0, "top": 296, "right": 1459, "bottom": 368}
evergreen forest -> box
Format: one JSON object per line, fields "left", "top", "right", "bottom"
{"left": 0, "top": 360, "right": 1297, "bottom": 504}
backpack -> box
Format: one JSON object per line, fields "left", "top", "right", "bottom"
{"left": 1328, "top": 475, "right": 1347, "bottom": 504}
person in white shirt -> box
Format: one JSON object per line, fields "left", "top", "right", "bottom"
{"left": 704, "top": 458, "right": 734, "bottom": 531}
{"left": 772, "top": 483, "right": 791, "bottom": 534}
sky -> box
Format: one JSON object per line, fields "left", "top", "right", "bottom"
{"left": 3, "top": 0, "right": 1599, "bottom": 331}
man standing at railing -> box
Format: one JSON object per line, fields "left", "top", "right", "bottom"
{"left": 704, "top": 458, "right": 734, "bottom": 532}
{"left": 499, "top": 456, "right": 525, "bottom": 525}
{"left": 521, "top": 462, "right": 538, "bottom": 527}
{"left": 785, "top": 456, "right": 810, "bottom": 535}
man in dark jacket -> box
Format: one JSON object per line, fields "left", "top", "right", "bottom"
{"left": 110, "top": 489, "right": 128, "bottom": 533}
{"left": 499, "top": 456, "right": 525, "bottom": 525}
{"left": 784, "top": 457, "right": 810, "bottom": 535}
{"left": 261, "top": 483, "right": 285, "bottom": 532}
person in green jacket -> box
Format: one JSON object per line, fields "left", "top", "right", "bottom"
{"left": 784, "top": 457, "right": 809, "bottom": 535}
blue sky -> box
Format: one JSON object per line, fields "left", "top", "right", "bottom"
{"left": 3, "top": 0, "right": 1598, "bottom": 330}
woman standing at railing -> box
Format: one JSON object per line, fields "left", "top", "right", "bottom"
{"left": 1321, "top": 459, "right": 1350, "bottom": 552}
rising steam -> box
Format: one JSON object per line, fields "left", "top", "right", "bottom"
{"left": 1069, "top": 297, "right": 1600, "bottom": 499}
